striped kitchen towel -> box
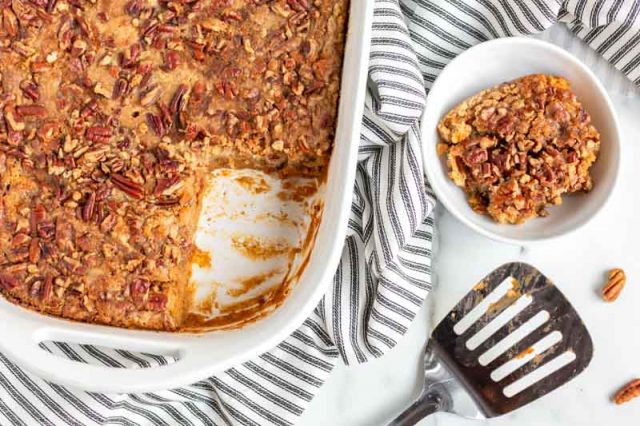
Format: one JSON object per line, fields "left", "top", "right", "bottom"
{"left": 1, "top": 0, "right": 640, "bottom": 425}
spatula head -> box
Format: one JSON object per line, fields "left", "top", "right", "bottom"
{"left": 431, "top": 262, "right": 593, "bottom": 417}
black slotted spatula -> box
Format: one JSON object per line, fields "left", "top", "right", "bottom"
{"left": 389, "top": 262, "right": 593, "bottom": 425}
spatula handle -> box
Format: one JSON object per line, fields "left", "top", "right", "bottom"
{"left": 388, "top": 391, "right": 444, "bottom": 425}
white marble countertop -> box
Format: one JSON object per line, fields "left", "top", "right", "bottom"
{"left": 300, "top": 30, "right": 640, "bottom": 426}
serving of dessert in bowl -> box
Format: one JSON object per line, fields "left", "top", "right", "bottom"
{"left": 422, "top": 38, "right": 620, "bottom": 244}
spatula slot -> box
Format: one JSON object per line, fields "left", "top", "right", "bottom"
{"left": 502, "top": 350, "right": 576, "bottom": 398}
{"left": 478, "top": 310, "right": 549, "bottom": 366}
{"left": 490, "top": 330, "right": 562, "bottom": 382}
{"left": 466, "top": 294, "right": 532, "bottom": 351}
{"left": 454, "top": 278, "right": 516, "bottom": 335}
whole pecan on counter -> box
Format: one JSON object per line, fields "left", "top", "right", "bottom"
{"left": 602, "top": 268, "right": 626, "bottom": 302}
{"left": 614, "top": 379, "right": 640, "bottom": 405}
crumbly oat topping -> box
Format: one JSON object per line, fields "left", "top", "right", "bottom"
{"left": 0, "top": 0, "right": 347, "bottom": 330}
{"left": 437, "top": 74, "right": 601, "bottom": 224}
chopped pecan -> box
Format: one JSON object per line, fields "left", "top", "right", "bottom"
{"left": 164, "top": 51, "right": 180, "bottom": 70}
{"left": 37, "top": 222, "right": 56, "bottom": 240}
{"left": 11, "top": 232, "right": 31, "bottom": 247}
{"left": 20, "top": 81, "right": 40, "bottom": 101}
{"left": 140, "top": 85, "right": 162, "bottom": 107}
{"left": 615, "top": 379, "right": 640, "bottom": 405}
{"left": 46, "top": 0, "right": 57, "bottom": 12}
{"left": 147, "top": 293, "right": 167, "bottom": 311}
{"left": 602, "top": 268, "right": 626, "bottom": 302}
{"left": 154, "top": 175, "right": 180, "bottom": 196}
{"left": 130, "top": 277, "right": 150, "bottom": 301}
{"left": 80, "top": 100, "right": 99, "bottom": 118}
{"left": 2, "top": 9, "right": 18, "bottom": 37}
{"left": 29, "top": 238, "right": 41, "bottom": 263}
{"left": 125, "top": 0, "right": 143, "bottom": 16}
{"left": 287, "top": 0, "right": 309, "bottom": 12}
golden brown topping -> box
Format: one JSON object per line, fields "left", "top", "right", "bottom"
{"left": 0, "top": 0, "right": 347, "bottom": 330}
{"left": 437, "top": 74, "right": 600, "bottom": 224}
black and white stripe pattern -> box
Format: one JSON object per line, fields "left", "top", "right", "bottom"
{"left": 2, "top": 0, "right": 640, "bottom": 424}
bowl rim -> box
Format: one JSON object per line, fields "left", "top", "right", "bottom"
{"left": 421, "top": 36, "right": 621, "bottom": 245}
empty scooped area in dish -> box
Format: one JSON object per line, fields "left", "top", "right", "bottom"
{"left": 184, "top": 168, "right": 323, "bottom": 331}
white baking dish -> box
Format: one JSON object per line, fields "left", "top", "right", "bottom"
{"left": 0, "top": 0, "right": 373, "bottom": 393}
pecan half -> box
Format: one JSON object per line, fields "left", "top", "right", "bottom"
{"left": 29, "top": 238, "right": 41, "bottom": 263}
{"left": 602, "top": 268, "right": 626, "bottom": 302}
{"left": 16, "top": 104, "right": 48, "bottom": 118}
{"left": 615, "top": 379, "right": 640, "bottom": 405}
{"left": 82, "top": 191, "right": 96, "bottom": 221}
{"left": 86, "top": 126, "right": 112, "bottom": 143}
{"left": 111, "top": 173, "right": 145, "bottom": 199}
{"left": 112, "top": 78, "right": 129, "bottom": 99}
{"left": 145, "top": 113, "right": 165, "bottom": 136}
{"left": 0, "top": 273, "right": 19, "bottom": 290}
{"left": 169, "top": 84, "right": 188, "bottom": 114}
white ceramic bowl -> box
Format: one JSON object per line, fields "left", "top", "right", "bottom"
{"left": 421, "top": 37, "right": 620, "bottom": 244}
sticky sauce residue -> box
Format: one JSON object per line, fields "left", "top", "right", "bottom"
{"left": 181, "top": 202, "right": 323, "bottom": 332}
{"left": 192, "top": 247, "right": 212, "bottom": 268}
{"left": 277, "top": 180, "right": 319, "bottom": 202}
{"left": 231, "top": 234, "right": 292, "bottom": 260}
{"left": 196, "top": 291, "right": 217, "bottom": 312}
{"left": 487, "top": 277, "right": 522, "bottom": 314}
{"left": 515, "top": 346, "right": 534, "bottom": 359}
{"left": 235, "top": 176, "right": 271, "bottom": 194}
{"left": 226, "top": 269, "right": 281, "bottom": 297}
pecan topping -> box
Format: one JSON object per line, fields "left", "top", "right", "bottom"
{"left": 602, "top": 268, "right": 626, "bottom": 302}
{"left": 0, "top": 0, "right": 347, "bottom": 332}
{"left": 110, "top": 173, "right": 145, "bottom": 199}
{"left": 615, "top": 379, "right": 640, "bottom": 405}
